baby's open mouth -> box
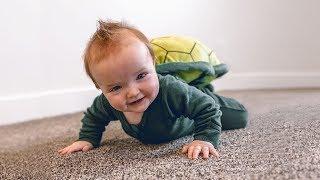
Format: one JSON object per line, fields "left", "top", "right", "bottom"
{"left": 129, "top": 97, "right": 144, "bottom": 105}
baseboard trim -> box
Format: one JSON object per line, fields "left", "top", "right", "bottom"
{"left": 214, "top": 72, "right": 320, "bottom": 91}
{"left": 1, "top": 72, "right": 319, "bottom": 125}
{"left": 0, "top": 87, "right": 100, "bottom": 126}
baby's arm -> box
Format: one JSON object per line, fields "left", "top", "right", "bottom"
{"left": 58, "top": 94, "right": 113, "bottom": 155}
{"left": 182, "top": 93, "right": 221, "bottom": 160}
{"left": 163, "top": 76, "right": 222, "bottom": 159}
{"left": 188, "top": 95, "right": 222, "bottom": 159}
{"left": 185, "top": 89, "right": 222, "bottom": 159}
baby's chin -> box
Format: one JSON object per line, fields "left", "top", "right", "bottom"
{"left": 122, "top": 108, "right": 147, "bottom": 113}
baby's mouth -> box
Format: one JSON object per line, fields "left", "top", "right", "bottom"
{"left": 129, "top": 97, "right": 145, "bottom": 105}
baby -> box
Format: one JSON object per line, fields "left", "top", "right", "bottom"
{"left": 58, "top": 20, "right": 248, "bottom": 160}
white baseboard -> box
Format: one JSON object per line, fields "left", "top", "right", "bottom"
{"left": 214, "top": 72, "right": 320, "bottom": 91}
{"left": 0, "top": 87, "right": 101, "bottom": 126}
{"left": 1, "top": 72, "right": 319, "bottom": 126}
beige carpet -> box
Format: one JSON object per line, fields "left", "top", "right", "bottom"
{"left": 1, "top": 89, "right": 320, "bottom": 179}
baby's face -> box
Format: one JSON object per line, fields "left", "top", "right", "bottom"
{"left": 91, "top": 38, "right": 159, "bottom": 113}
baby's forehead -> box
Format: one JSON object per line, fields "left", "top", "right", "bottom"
{"left": 109, "top": 32, "right": 147, "bottom": 54}
{"left": 104, "top": 32, "right": 142, "bottom": 55}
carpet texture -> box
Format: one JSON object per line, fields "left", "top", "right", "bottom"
{"left": 1, "top": 89, "right": 320, "bottom": 179}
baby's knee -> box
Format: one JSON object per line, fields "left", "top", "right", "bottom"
{"left": 221, "top": 105, "right": 248, "bottom": 130}
{"left": 238, "top": 108, "right": 248, "bottom": 128}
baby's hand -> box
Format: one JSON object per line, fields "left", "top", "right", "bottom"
{"left": 58, "top": 141, "right": 93, "bottom": 155}
{"left": 181, "top": 140, "right": 219, "bottom": 160}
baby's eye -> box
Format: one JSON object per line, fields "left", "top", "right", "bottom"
{"left": 137, "top": 73, "right": 147, "bottom": 80}
{"left": 110, "top": 86, "right": 121, "bottom": 92}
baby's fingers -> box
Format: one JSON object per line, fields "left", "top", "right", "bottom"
{"left": 58, "top": 148, "right": 64, "bottom": 153}
{"left": 58, "top": 146, "right": 71, "bottom": 155}
{"left": 65, "top": 145, "right": 83, "bottom": 155}
{"left": 82, "top": 145, "right": 92, "bottom": 152}
{"left": 192, "top": 146, "right": 202, "bottom": 159}
{"left": 181, "top": 145, "right": 189, "bottom": 154}
{"left": 209, "top": 147, "right": 219, "bottom": 158}
{"left": 187, "top": 146, "right": 195, "bottom": 159}
{"left": 202, "top": 147, "right": 210, "bottom": 159}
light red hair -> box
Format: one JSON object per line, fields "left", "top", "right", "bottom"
{"left": 83, "top": 20, "right": 154, "bottom": 89}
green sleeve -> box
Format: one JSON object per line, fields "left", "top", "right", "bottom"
{"left": 78, "top": 94, "right": 115, "bottom": 148}
{"left": 161, "top": 75, "right": 222, "bottom": 148}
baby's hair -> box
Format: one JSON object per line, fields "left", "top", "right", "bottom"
{"left": 83, "top": 19, "right": 155, "bottom": 89}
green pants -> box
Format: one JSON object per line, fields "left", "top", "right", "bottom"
{"left": 199, "top": 84, "right": 248, "bottom": 130}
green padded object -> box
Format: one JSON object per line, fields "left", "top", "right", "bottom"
{"left": 151, "top": 35, "right": 228, "bottom": 89}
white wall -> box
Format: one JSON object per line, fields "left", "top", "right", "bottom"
{"left": 1, "top": 0, "right": 320, "bottom": 125}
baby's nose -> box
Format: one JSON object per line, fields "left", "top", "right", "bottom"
{"left": 127, "top": 87, "right": 140, "bottom": 99}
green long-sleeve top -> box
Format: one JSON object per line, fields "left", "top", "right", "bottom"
{"left": 78, "top": 74, "right": 222, "bottom": 148}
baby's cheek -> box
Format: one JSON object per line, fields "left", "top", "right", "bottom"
{"left": 149, "top": 76, "right": 159, "bottom": 94}
{"left": 106, "top": 96, "right": 126, "bottom": 111}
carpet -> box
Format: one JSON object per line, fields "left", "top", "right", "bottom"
{"left": 1, "top": 89, "right": 320, "bottom": 179}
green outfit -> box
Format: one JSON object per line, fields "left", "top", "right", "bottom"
{"left": 78, "top": 74, "right": 248, "bottom": 148}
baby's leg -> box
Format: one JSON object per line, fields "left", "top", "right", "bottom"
{"left": 199, "top": 84, "right": 248, "bottom": 130}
